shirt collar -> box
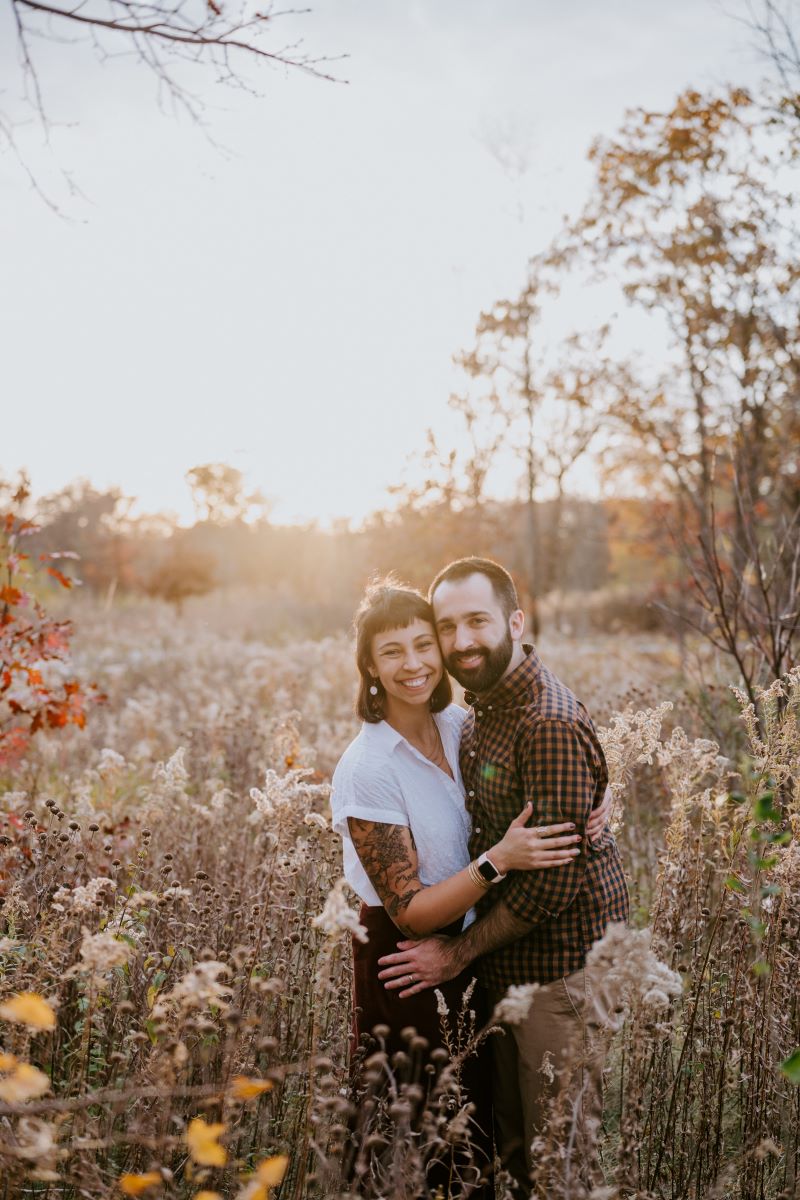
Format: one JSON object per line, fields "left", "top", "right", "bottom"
{"left": 360, "top": 718, "right": 405, "bottom": 753}
{"left": 464, "top": 644, "right": 543, "bottom": 710}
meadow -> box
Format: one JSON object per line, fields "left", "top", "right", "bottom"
{"left": 0, "top": 594, "right": 798, "bottom": 1199}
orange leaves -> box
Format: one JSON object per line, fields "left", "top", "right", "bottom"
{"left": 46, "top": 565, "right": 73, "bottom": 589}
{"left": 119, "top": 1173, "right": 162, "bottom": 1195}
{"left": 240, "top": 1156, "right": 290, "bottom": 1200}
{"left": 230, "top": 1075, "right": 274, "bottom": 1101}
{"left": 0, "top": 991, "right": 57, "bottom": 1030}
{"left": 186, "top": 1117, "right": 227, "bottom": 1166}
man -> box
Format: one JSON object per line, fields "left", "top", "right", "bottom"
{"left": 378, "top": 557, "right": 629, "bottom": 1194}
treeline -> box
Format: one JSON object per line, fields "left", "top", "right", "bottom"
{"left": 9, "top": 474, "right": 672, "bottom": 640}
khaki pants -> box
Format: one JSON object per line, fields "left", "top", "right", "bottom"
{"left": 488, "top": 968, "right": 613, "bottom": 1196}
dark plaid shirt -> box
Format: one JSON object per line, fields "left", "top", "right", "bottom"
{"left": 461, "top": 645, "right": 629, "bottom": 988}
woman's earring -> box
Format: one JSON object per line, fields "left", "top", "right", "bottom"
{"left": 369, "top": 683, "right": 379, "bottom": 696}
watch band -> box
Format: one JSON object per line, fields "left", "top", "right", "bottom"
{"left": 476, "top": 851, "right": 506, "bottom": 884}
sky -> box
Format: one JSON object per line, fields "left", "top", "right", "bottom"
{"left": 0, "top": 0, "right": 770, "bottom": 526}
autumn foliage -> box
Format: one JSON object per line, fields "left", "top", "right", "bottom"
{"left": 0, "top": 494, "right": 104, "bottom": 766}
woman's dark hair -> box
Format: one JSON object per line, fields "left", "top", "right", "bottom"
{"left": 354, "top": 576, "right": 452, "bottom": 723}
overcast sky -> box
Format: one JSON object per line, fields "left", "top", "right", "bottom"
{"left": 1, "top": 0, "right": 768, "bottom": 525}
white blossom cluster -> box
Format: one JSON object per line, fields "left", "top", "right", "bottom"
{"left": 51, "top": 876, "right": 116, "bottom": 913}
{"left": 585, "top": 921, "right": 682, "bottom": 1020}
{"left": 312, "top": 877, "right": 368, "bottom": 943}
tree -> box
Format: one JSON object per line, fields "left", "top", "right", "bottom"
{"left": 450, "top": 291, "right": 606, "bottom": 625}
{"left": 185, "top": 462, "right": 268, "bottom": 525}
{"left": 144, "top": 533, "right": 216, "bottom": 612}
{"left": 3, "top": 0, "right": 339, "bottom": 205}
{"left": 32, "top": 480, "right": 137, "bottom": 597}
{"left": 553, "top": 87, "right": 800, "bottom": 705}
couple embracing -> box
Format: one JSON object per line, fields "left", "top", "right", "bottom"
{"left": 331, "top": 557, "right": 629, "bottom": 1197}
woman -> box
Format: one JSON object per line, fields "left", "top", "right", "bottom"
{"left": 331, "top": 580, "right": 607, "bottom": 1194}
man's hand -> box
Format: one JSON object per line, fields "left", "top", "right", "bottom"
{"left": 587, "top": 784, "right": 614, "bottom": 844}
{"left": 377, "top": 934, "right": 463, "bottom": 999}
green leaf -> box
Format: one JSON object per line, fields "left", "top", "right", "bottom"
{"left": 751, "top": 960, "right": 771, "bottom": 977}
{"left": 725, "top": 875, "right": 746, "bottom": 892}
{"left": 780, "top": 1049, "right": 800, "bottom": 1085}
{"left": 754, "top": 793, "right": 782, "bottom": 823}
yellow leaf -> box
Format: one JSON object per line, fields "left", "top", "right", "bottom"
{"left": 255, "top": 1156, "right": 289, "bottom": 1186}
{"left": 0, "top": 1061, "right": 51, "bottom": 1103}
{"left": 119, "top": 1173, "right": 163, "bottom": 1196}
{"left": 186, "top": 1117, "right": 227, "bottom": 1166}
{"left": 0, "top": 992, "right": 57, "bottom": 1030}
{"left": 0, "top": 1052, "right": 18, "bottom": 1070}
{"left": 230, "top": 1075, "right": 274, "bottom": 1101}
{"left": 194, "top": 1193, "right": 223, "bottom": 1200}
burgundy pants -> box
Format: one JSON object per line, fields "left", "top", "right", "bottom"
{"left": 346, "top": 904, "right": 494, "bottom": 1197}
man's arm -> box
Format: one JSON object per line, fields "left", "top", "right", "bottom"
{"left": 377, "top": 899, "right": 533, "bottom": 997}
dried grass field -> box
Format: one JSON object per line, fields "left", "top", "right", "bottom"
{"left": 0, "top": 596, "right": 798, "bottom": 1199}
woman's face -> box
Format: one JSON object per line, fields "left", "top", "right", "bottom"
{"left": 369, "top": 618, "right": 444, "bottom": 713}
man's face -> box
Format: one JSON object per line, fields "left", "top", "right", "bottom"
{"left": 432, "top": 573, "right": 516, "bottom": 693}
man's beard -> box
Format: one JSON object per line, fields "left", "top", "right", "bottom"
{"left": 444, "top": 629, "right": 514, "bottom": 694}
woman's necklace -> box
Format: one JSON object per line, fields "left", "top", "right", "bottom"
{"left": 409, "top": 720, "right": 452, "bottom": 778}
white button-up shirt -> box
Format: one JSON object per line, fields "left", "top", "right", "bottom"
{"left": 331, "top": 704, "right": 474, "bottom": 923}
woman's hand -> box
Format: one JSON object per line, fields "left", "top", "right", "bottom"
{"left": 587, "top": 784, "right": 613, "bottom": 844}
{"left": 489, "top": 802, "right": 581, "bottom": 875}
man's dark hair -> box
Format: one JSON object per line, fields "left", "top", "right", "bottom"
{"left": 353, "top": 576, "right": 452, "bottom": 723}
{"left": 428, "top": 556, "right": 520, "bottom": 620}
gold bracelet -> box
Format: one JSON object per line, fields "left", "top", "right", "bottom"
{"left": 467, "top": 859, "right": 491, "bottom": 890}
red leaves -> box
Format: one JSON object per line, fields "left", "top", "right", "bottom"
{"left": 0, "top": 508, "right": 103, "bottom": 767}
{"left": 46, "top": 566, "right": 73, "bottom": 589}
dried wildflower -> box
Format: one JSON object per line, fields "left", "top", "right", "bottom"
{"left": 13, "top": 1117, "right": 64, "bottom": 1180}
{"left": 312, "top": 877, "right": 368, "bottom": 943}
{"left": 0, "top": 991, "right": 57, "bottom": 1030}
{"left": 585, "top": 922, "right": 682, "bottom": 1020}
{"left": 51, "top": 876, "right": 116, "bottom": 913}
{"left": 0, "top": 1056, "right": 51, "bottom": 1102}
{"left": 153, "top": 747, "right": 189, "bottom": 789}
{"left": 70, "top": 927, "right": 132, "bottom": 989}
{"left": 435, "top": 989, "right": 450, "bottom": 1018}
{"left": 186, "top": 1117, "right": 227, "bottom": 1166}
{"left": 153, "top": 961, "right": 232, "bottom": 1018}
{"left": 97, "top": 747, "right": 127, "bottom": 780}
{"left": 491, "top": 983, "right": 540, "bottom": 1026}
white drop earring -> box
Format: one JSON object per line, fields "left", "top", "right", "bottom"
{"left": 369, "top": 682, "right": 379, "bottom": 696}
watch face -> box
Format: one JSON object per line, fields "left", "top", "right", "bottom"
{"left": 478, "top": 857, "right": 499, "bottom": 882}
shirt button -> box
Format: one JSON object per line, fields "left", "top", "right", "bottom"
{"left": 487, "top": 705, "right": 493, "bottom": 710}
{"left": 477, "top": 710, "right": 483, "bottom": 717}
{"left": 469, "top": 750, "right": 476, "bottom": 757}
{"left": 475, "top": 826, "right": 481, "bottom": 834}
{"left": 468, "top": 790, "right": 475, "bottom": 797}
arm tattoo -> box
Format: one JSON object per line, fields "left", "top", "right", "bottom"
{"left": 347, "top": 818, "right": 423, "bottom": 937}
{"left": 452, "top": 900, "right": 534, "bottom": 974}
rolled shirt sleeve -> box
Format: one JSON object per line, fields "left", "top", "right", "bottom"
{"left": 501, "top": 718, "right": 596, "bottom": 925}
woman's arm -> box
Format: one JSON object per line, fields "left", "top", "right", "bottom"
{"left": 347, "top": 811, "right": 579, "bottom": 938}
